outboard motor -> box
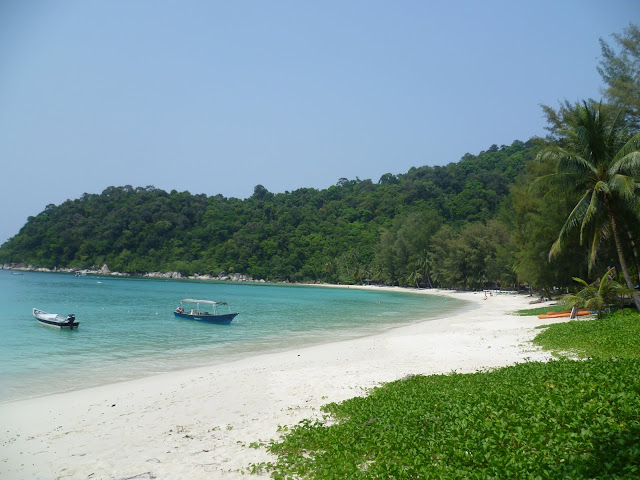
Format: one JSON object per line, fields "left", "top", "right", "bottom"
{"left": 67, "top": 314, "right": 76, "bottom": 323}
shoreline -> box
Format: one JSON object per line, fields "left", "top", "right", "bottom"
{"left": 0, "top": 287, "right": 565, "bottom": 479}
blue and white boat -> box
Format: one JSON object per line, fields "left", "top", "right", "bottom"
{"left": 33, "top": 308, "right": 79, "bottom": 329}
{"left": 174, "top": 299, "right": 239, "bottom": 325}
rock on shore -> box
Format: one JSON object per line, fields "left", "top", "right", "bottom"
{"left": 2, "top": 263, "right": 263, "bottom": 282}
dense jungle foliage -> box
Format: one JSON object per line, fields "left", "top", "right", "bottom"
{"left": 2, "top": 24, "right": 639, "bottom": 294}
{"left": 0, "top": 140, "right": 535, "bottom": 286}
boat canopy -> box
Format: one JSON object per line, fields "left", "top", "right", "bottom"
{"left": 180, "top": 299, "right": 228, "bottom": 306}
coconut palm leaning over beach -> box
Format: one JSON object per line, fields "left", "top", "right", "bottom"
{"left": 535, "top": 102, "right": 640, "bottom": 311}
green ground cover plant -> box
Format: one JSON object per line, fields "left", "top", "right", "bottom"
{"left": 515, "top": 305, "right": 560, "bottom": 316}
{"left": 253, "top": 311, "right": 640, "bottom": 479}
{"left": 534, "top": 310, "right": 640, "bottom": 359}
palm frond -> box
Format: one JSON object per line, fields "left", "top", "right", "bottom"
{"left": 557, "top": 154, "right": 596, "bottom": 176}
{"left": 611, "top": 151, "right": 640, "bottom": 177}
{"left": 586, "top": 221, "right": 611, "bottom": 272}
{"left": 609, "top": 173, "right": 638, "bottom": 200}
{"left": 529, "top": 172, "right": 582, "bottom": 198}
{"left": 598, "top": 267, "right": 616, "bottom": 296}
{"left": 610, "top": 130, "right": 640, "bottom": 175}
{"left": 548, "top": 237, "right": 563, "bottom": 262}
{"left": 561, "top": 191, "right": 591, "bottom": 234}
{"left": 585, "top": 296, "right": 606, "bottom": 313}
{"left": 549, "top": 191, "right": 592, "bottom": 260}
{"left": 581, "top": 188, "right": 603, "bottom": 241}
{"left": 571, "top": 276, "right": 590, "bottom": 288}
{"left": 528, "top": 172, "right": 563, "bottom": 193}
{"left": 622, "top": 195, "right": 640, "bottom": 221}
{"left": 536, "top": 145, "right": 570, "bottom": 162}
{"left": 606, "top": 105, "right": 628, "bottom": 146}
{"left": 537, "top": 146, "right": 596, "bottom": 175}
{"left": 560, "top": 294, "right": 579, "bottom": 308}
{"left": 587, "top": 227, "right": 601, "bottom": 272}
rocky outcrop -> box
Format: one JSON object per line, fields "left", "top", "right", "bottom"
{"left": 144, "top": 271, "right": 183, "bottom": 279}
{"left": 2, "top": 263, "right": 271, "bottom": 283}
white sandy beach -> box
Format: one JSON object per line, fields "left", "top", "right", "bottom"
{"left": 0, "top": 288, "right": 568, "bottom": 480}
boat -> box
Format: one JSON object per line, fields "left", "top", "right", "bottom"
{"left": 537, "top": 309, "right": 592, "bottom": 319}
{"left": 33, "top": 308, "right": 79, "bottom": 329}
{"left": 174, "top": 299, "right": 239, "bottom": 324}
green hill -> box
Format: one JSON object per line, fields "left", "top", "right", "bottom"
{"left": 0, "top": 140, "right": 538, "bottom": 287}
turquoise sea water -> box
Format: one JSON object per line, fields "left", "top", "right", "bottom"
{"left": 0, "top": 270, "right": 465, "bottom": 403}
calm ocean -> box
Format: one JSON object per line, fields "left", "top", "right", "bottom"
{"left": 0, "top": 270, "right": 465, "bottom": 403}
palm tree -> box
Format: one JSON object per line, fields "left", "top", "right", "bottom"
{"left": 535, "top": 102, "right": 640, "bottom": 311}
{"left": 563, "top": 267, "right": 632, "bottom": 319}
{"left": 417, "top": 250, "right": 434, "bottom": 288}
{"left": 406, "top": 268, "right": 423, "bottom": 289}
{"left": 323, "top": 261, "right": 336, "bottom": 283}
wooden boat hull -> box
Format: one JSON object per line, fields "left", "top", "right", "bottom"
{"left": 174, "top": 311, "right": 238, "bottom": 325}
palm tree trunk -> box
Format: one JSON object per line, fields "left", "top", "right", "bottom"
{"left": 607, "top": 203, "right": 640, "bottom": 311}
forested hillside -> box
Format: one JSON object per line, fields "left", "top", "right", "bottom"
{"left": 0, "top": 140, "right": 535, "bottom": 288}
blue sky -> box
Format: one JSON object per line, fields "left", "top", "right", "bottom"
{"left": 0, "top": 1, "right": 638, "bottom": 245}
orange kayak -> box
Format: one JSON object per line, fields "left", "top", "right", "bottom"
{"left": 538, "top": 309, "right": 592, "bottom": 319}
